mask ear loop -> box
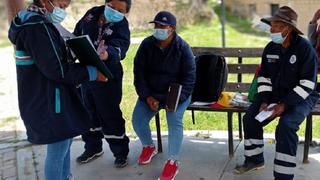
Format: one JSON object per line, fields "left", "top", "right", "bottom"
{"left": 48, "top": 0, "right": 55, "bottom": 8}
{"left": 281, "top": 26, "right": 289, "bottom": 42}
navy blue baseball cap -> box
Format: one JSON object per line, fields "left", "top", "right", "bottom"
{"left": 149, "top": 11, "right": 177, "bottom": 26}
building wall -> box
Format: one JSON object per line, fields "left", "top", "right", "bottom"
{"left": 225, "top": 0, "right": 320, "bottom": 34}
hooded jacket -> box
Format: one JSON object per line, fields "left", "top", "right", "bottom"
{"left": 8, "top": 9, "right": 97, "bottom": 144}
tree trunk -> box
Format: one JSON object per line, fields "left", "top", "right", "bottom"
{"left": 5, "top": 0, "right": 25, "bottom": 24}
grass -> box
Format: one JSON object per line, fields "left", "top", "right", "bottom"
{"left": 121, "top": 6, "right": 320, "bottom": 138}
{"left": 0, "top": 38, "right": 10, "bottom": 48}
{"left": 0, "top": 116, "right": 18, "bottom": 127}
{"left": 1, "top": 3, "right": 318, "bottom": 138}
{"left": 121, "top": 5, "right": 320, "bottom": 137}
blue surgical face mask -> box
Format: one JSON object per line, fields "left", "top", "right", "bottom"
{"left": 45, "top": 0, "right": 67, "bottom": 23}
{"left": 104, "top": 6, "right": 124, "bottom": 23}
{"left": 153, "top": 29, "right": 170, "bottom": 41}
{"left": 270, "top": 32, "right": 286, "bottom": 44}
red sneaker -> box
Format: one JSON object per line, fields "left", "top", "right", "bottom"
{"left": 137, "top": 146, "right": 158, "bottom": 165}
{"left": 158, "top": 159, "right": 179, "bottom": 180}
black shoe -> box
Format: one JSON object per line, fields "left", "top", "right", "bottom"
{"left": 76, "top": 150, "right": 104, "bottom": 164}
{"left": 234, "top": 161, "right": 264, "bottom": 174}
{"left": 114, "top": 157, "right": 128, "bottom": 168}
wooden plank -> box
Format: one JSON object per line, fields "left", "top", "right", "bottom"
{"left": 187, "top": 105, "right": 247, "bottom": 113}
{"left": 192, "top": 47, "right": 264, "bottom": 57}
{"left": 225, "top": 83, "right": 251, "bottom": 92}
{"left": 311, "top": 103, "right": 320, "bottom": 115}
{"left": 228, "top": 64, "right": 258, "bottom": 74}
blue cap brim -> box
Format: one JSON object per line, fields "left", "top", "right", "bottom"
{"left": 149, "top": 20, "right": 173, "bottom": 26}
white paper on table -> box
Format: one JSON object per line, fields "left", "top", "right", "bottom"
{"left": 191, "top": 101, "right": 216, "bottom": 106}
{"left": 255, "top": 103, "right": 277, "bottom": 122}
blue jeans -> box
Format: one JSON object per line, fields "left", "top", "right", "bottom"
{"left": 132, "top": 96, "right": 191, "bottom": 160}
{"left": 45, "top": 138, "right": 73, "bottom": 180}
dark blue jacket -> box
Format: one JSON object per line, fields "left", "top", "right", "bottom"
{"left": 8, "top": 10, "right": 97, "bottom": 144}
{"left": 257, "top": 33, "right": 319, "bottom": 107}
{"left": 73, "top": 5, "right": 130, "bottom": 81}
{"left": 134, "top": 33, "right": 196, "bottom": 105}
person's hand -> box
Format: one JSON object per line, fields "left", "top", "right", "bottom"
{"left": 96, "top": 71, "right": 108, "bottom": 82}
{"left": 147, "top": 96, "right": 159, "bottom": 112}
{"left": 259, "top": 102, "right": 268, "bottom": 112}
{"left": 268, "top": 103, "right": 286, "bottom": 120}
{"left": 97, "top": 40, "right": 108, "bottom": 61}
{"left": 311, "top": 9, "right": 320, "bottom": 24}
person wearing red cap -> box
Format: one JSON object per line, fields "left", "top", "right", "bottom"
{"left": 132, "top": 11, "right": 196, "bottom": 180}
{"left": 235, "top": 6, "right": 319, "bottom": 180}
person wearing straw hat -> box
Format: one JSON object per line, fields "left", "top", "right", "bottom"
{"left": 235, "top": 6, "right": 319, "bottom": 180}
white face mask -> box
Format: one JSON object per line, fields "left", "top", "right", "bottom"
{"left": 270, "top": 27, "right": 288, "bottom": 44}
{"left": 270, "top": 32, "right": 285, "bottom": 44}
{"left": 45, "top": 0, "right": 67, "bottom": 23}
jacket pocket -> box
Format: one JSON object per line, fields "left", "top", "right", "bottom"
{"left": 55, "top": 88, "right": 61, "bottom": 113}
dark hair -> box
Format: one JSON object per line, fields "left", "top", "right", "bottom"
{"left": 33, "top": 0, "right": 42, "bottom": 7}
{"left": 105, "top": 0, "right": 132, "bottom": 13}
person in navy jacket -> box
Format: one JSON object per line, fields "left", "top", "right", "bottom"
{"left": 8, "top": 0, "right": 106, "bottom": 179}
{"left": 132, "top": 11, "right": 196, "bottom": 180}
{"left": 73, "top": 0, "right": 131, "bottom": 168}
{"left": 235, "top": 6, "right": 319, "bottom": 180}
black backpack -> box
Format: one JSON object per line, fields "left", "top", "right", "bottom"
{"left": 192, "top": 54, "right": 228, "bottom": 102}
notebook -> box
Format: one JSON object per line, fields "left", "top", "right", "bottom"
{"left": 66, "top": 35, "right": 114, "bottom": 79}
{"left": 255, "top": 103, "right": 277, "bottom": 122}
{"left": 166, "top": 83, "right": 183, "bottom": 112}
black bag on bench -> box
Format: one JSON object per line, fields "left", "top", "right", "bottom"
{"left": 192, "top": 54, "right": 228, "bottom": 102}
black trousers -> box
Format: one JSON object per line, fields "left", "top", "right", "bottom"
{"left": 80, "top": 77, "right": 129, "bottom": 158}
{"left": 243, "top": 94, "right": 318, "bottom": 180}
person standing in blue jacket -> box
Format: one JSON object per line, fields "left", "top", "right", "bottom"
{"left": 73, "top": 0, "right": 131, "bottom": 168}
{"left": 132, "top": 11, "right": 196, "bottom": 180}
{"left": 235, "top": 6, "right": 319, "bottom": 180}
{"left": 8, "top": 0, "right": 107, "bottom": 179}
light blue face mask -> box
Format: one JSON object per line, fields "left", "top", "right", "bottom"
{"left": 45, "top": 0, "right": 67, "bottom": 24}
{"left": 153, "top": 29, "right": 170, "bottom": 41}
{"left": 270, "top": 32, "right": 286, "bottom": 44}
{"left": 104, "top": 6, "right": 124, "bottom": 23}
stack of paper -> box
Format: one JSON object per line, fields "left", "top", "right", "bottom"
{"left": 255, "top": 103, "right": 277, "bottom": 122}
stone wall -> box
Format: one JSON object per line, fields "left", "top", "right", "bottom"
{"left": 225, "top": 0, "right": 320, "bottom": 34}
{"left": 1, "top": 0, "right": 214, "bottom": 32}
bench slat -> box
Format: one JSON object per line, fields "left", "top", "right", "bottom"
{"left": 225, "top": 83, "right": 251, "bottom": 92}
{"left": 192, "top": 47, "right": 264, "bottom": 57}
{"left": 228, "top": 64, "right": 258, "bottom": 74}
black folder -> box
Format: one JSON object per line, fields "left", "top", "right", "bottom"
{"left": 66, "top": 35, "right": 114, "bottom": 79}
{"left": 166, "top": 83, "right": 182, "bottom": 112}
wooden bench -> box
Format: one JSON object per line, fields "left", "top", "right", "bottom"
{"left": 154, "top": 47, "right": 319, "bottom": 163}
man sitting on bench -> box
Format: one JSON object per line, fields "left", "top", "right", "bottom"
{"left": 235, "top": 6, "right": 319, "bottom": 180}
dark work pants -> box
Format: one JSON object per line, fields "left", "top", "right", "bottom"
{"left": 80, "top": 77, "right": 129, "bottom": 159}
{"left": 243, "top": 94, "right": 318, "bottom": 180}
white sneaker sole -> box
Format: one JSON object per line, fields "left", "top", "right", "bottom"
{"left": 78, "top": 151, "right": 104, "bottom": 164}
{"left": 138, "top": 149, "right": 158, "bottom": 165}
